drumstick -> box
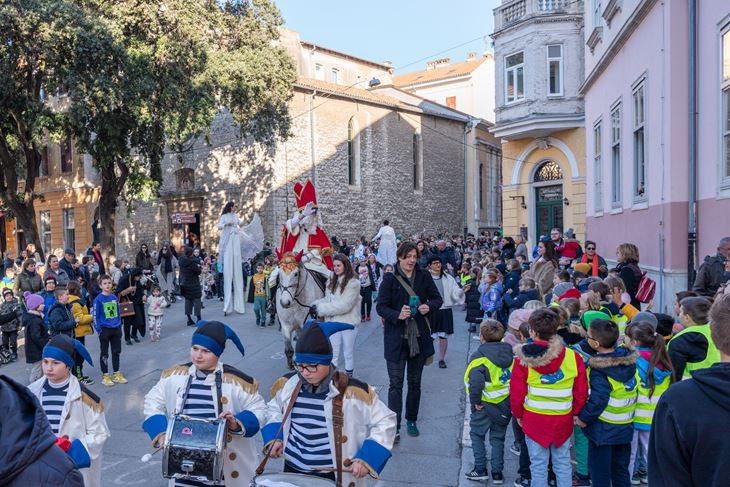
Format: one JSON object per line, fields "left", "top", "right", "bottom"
{"left": 312, "top": 467, "right": 354, "bottom": 474}
{"left": 141, "top": 446, "right": 163, "bottom": 463}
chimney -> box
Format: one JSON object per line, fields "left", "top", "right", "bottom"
{"left": 426, "top": 57, "right": 451, "bottom": 70}
{"left": 467, "top": 52, "right": 478, "bottom": 61}
{"left": 383, "top": 60, "right": 393, "bottom": 68}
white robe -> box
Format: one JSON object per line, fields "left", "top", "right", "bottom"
{"left": 29, "top": 375, "right": 110, "bottom": 487}
{"left": 373, "top": 225, "right": 397, "bottom": 266}
{"left": 218, "top": 213, "right": 245, "bottom": 314}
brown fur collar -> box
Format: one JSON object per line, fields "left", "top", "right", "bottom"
{"left": 588, "top": 350, "right": 638, "bottom": 369}
{"left": 515, "top": 336, "right": 564, "bottom": 368}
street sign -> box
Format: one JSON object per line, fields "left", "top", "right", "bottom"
{"left": 170, "top": 212, "right": 196, "bottom": 224}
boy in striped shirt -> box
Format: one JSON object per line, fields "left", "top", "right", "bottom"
{"left": 143, "top": 321, "right": 267, "bottom": 486}
{"left": 28, "top": 334, "right": 110, "bottom": 487}
{"left": 263, "top": 321, "right": 397, "bottom": 487}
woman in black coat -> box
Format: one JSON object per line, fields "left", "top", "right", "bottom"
{"left": 614, "top": 243, "right": 643, "bottom": 309}
{"left": 464, "top": 272, "right": 482, "bottom": 332}
{"left": 376, "top": 241, "right": 442, "bottom": 440}
{"left": 178, "top": 246, "right": 202, "bottom": 326}
{"left": 117, "top": 267, "right": 146, "bottom": 345}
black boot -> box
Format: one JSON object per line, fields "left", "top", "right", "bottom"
{"left": 187, "top": 315, "right": 195, "bottom": 326}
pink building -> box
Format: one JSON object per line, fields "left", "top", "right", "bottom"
{"left": 582, "top": 0, "right": 730, "bottom": 311}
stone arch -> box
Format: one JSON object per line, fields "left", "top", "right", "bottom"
{"left": 510, "top": 137, "right": 580, "bottom": 185}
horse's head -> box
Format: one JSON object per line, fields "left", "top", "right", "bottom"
{"left": 277, "top": 253, "right": 303, "bottom": 309}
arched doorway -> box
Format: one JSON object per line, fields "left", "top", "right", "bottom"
{"left": 533, "top": 160, "right": 563, "bottom": 239}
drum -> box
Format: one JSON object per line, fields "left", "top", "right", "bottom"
{"left": 162, "top": 415, "right": 227, "bottom": 483}
{"left": 250, "top": 472, "right": 336, "bottom": 487}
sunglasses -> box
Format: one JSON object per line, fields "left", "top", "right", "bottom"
{"left": 294, "top": 363, "right": 320, "bottom": 373}
{"left": 586, "top": 247, "right": 596, "bottom": 250}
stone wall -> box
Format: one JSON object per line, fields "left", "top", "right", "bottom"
{"left": 117, "top": 88, "right": 466, "bottom": 259}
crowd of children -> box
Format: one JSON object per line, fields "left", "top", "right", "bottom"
{"left": 461, "top": 244, "right": 729, "bottom": 487}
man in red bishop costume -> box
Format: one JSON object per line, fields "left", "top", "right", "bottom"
{"left": 276, "top": 179, "right": 334, "bottom": 278}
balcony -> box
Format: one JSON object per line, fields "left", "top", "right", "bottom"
{"left": 494, "top": 0, "right": 582, "bottom": 32}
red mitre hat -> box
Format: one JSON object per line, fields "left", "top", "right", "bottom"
{"left": 294, "top": 178, "right": 318, "bottom": 211}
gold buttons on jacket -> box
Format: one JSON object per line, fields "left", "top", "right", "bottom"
{"left": 229, "top": 452, "right": 236, "bottom": 460}
{"left": 231, "top": 471, "right": 239, "bottom": 478}
{"left": 227, "top": 434, "right": 233, "bottom": 442}
{"left": 222, "top": 396, "right": 229, "bottom": 405}
{"left": 341, "top": 435, "right": 348, "bottom": 443}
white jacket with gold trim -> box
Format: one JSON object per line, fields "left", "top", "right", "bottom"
{"left": 143, "top": 362, "right": 267, "bottom": 486}
{"left": 262, "top": 372, "right": 396, "bottom": 487}
{"left": 29, "top": 375, "right": 110, "bottom": 487}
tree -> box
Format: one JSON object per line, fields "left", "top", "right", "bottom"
{"left": 69, "top": 0, "right": 296, "bottom": 254}
{"left": 0, "top": 0, "right": 120, "bottom": 261}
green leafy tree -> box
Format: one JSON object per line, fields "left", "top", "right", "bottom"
{"left": 0, "top": 0, "right": 120, "bottom": 260}
{"left": 1, "top": 0, "right": 295, "bottom": 259}
{"left": 70, "top": 0, "right": 296, "bottom": 254}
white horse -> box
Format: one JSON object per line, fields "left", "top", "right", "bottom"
{"left": 275, "top": 262, "right": 325, "bottom": 369}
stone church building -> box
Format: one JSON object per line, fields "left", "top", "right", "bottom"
{"left": 115, "top": 30, "right": 484, "bottom": 259}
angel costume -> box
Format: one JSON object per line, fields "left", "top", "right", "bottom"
{"left": 373, "top": 224, "right": 397, "bottom": 266}
{"left": 217, "top": 212, "right": 264, "bottom": 315}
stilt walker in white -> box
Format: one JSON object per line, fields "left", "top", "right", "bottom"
{"left": 217, "top": 202, "right": 264, "bottom": 316}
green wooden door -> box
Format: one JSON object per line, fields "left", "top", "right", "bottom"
{"left": 535, "top": 185, "right": 563, "bottom": 239}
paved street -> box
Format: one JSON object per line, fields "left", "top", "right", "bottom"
{"left": 1, "top": 297, "right": 519, "bottom": 486}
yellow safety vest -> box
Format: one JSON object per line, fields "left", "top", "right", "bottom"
{"left": 669, "top": 324, "right": 721, "bottom": 379}
{"left": 634, "top": 370, "right": 670, "bottom": 427}
{"left": 596, "top": 374, "right": 638, "bottom": 424}
{"left": 524, "top": 348, "right": 578, "bottom": 416}
{"left": 464, "top": 356, "right": 513, "bottom": 404}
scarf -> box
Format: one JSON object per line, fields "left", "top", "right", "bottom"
{"left": 580, "top": 253, "right": 600, "bottom": 277}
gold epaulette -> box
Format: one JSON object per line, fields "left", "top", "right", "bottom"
{"left": 161, "top": 364, "right": 189, "bottom": 379}
{"left": 81, "top": 391, "right": 105, "bottom": 413}
{"left": 222, "top": 373, "right": 258, "bottom": 395}
{"left": 345, "top": 384, "right": 376, "bottom": 406}
{"left": 269, "top": 376, "right": 290, "bottom": 399}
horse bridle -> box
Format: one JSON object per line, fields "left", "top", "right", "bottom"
{"left": 279, "top": 267, "right": 310, "bottom": 309}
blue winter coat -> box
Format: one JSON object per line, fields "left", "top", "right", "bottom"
{"left": 48, "top": 302, "right": 76, "bottom": 337}
{"left": 502, "top": 270, "right": 522, "bottom": 295}
{"left": 578, "top": 347, "right": 638, "bottom": 445}
{"left": 503, "top": 288, "right": 540, "bottom": 311}
{"left": 0, "top": 375, "right": 85, "bottom": 486}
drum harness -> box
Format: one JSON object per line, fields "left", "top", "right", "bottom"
{"left": 178, "top": 369, "right": 224, "bottom": 417}
{"left": 255, "top": 373, "right": 351, "bottom": 487}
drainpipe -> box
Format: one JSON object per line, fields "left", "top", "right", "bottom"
{"left": 687, "top": 0, "right": 698, "bottom": 288}
{"left": 310, "top": 90, "right": 317, "bottom": 184}
{"left": 464, "top": 118, "right": 479, "bottom": 238}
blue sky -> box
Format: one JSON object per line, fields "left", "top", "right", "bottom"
{"left": 274, "top": 0, "right": 499, "bottom": 73}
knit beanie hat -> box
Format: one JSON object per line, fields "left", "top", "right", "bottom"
{"left": 2, "top": 288, "right": 13, "bottom": 297}
{"left": 552, "top": 282, "right": 574, "bottom": 301}
{"left": 558, "top": 288, "right": 582, "bottom": 301}
{"left": 23, "top": 291, "right": 44, "bottom": 311}
{"left": 192, "top": 320, "right": 245, "bottom": 357}
{"left": 508, "top": 309, "right": 534, "bottom": 331}
{"left": 295, "top": 321, "right": 355, "bottom": 365}
{"left": 574, "top": 263, "right": 592, "bottom": 275}
{"left": 631, "top": 311, "right": 658, "bottom": 331}
{"left": 43, "top": 335, "right": 93, "bottom": 369}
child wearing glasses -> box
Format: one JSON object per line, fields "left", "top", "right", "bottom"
{"left": 263, "top": 321, "right": 396, "bottom": 487}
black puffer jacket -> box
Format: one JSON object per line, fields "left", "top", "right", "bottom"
{"left": 178, "top": 255, "right": 202, "bottom": 300}
{"left": 21, "top": 311, "right": 48, "bottom": 364}
{"left": 692, "top": 253, "right": 729, "bottom": 297}
{"left": 464, "top": 281, "right": 482, "bottom": 324}
{"left": 0, "top": 375, "right": 85, "bottom": 486}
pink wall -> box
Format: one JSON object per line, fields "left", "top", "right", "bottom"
{"left": 696, "top": 0, "right": 730, "bottom": 258}
{"left": 586, "top": 201, "right": 688, "bottom": 269}
{"left": 584, "top": 1, "right": 691, "bottom": 270}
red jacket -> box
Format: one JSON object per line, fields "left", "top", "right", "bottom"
{"left": 555, "top": 239, "right": 581, "bottom": 260}
{"left": 510, "top": 337, "right": 588, "bottom": 448}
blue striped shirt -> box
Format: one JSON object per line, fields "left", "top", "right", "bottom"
{"left": 42, "top": 377, "right": 70, "bottom": 435}
{"left": 284, "top": 389, "right": 333, "bottom": 474}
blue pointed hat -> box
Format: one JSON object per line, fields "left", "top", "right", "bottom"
{"left": 43, "top": 335, "right": 94, "bottom": 369}
{"left": 192, "top": 320, "right": 245, "bottom": 357}
{"left": 294, "top": 320, "right": 355, "bottom": 365}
